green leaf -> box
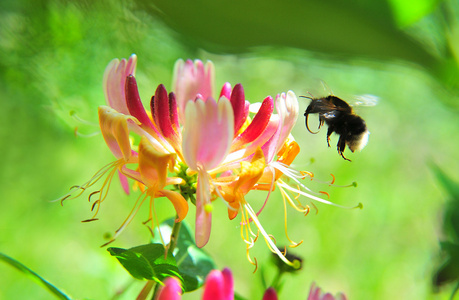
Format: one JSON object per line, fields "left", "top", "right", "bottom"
{"left": 0, "top": 252, "right": 71, "bottom": 300}
{"left": 108, "top": 244, "right": 181, "bottom": 283}
{"left": 433, "top": 242, "right": 459, "bottom": 287}
{"left": 154, "top": 219, "right": 216, "bottom": 292}
{"left": 431, "top": 164, "right": 459, "bottom": 199}
{"left": 431, "top": 164, "right": 459, "bottom": 241}
{"left": 387, "top": 0, "right": 439, "bottom": 27}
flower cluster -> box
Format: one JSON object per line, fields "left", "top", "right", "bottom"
{"left": 61, "top": 54, "right": 358, "bottom": 266}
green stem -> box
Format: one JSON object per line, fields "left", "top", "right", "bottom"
{"left": 168, "top": 219, "right": 182, "bottom": 253}
{"left": 151, "top": 282, "right": 161, "bottom": 300}
{"left": 137, "top": 281, "right": 154, "bottom": 300}
{"left": 150, "top": 216, "right": 183, "bottom": 300}
{"left": 270, "top": 269, "right": 284, "bottom": 291}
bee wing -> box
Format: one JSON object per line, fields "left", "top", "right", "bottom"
{"left": 352, "top": 94, "right": 379, "bottom": 107}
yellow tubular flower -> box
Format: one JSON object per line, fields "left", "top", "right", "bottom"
{"left": 138, "top": 136, "right": 188, "bottom": 223}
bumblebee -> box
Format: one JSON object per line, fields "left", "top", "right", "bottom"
{"left": 301, "top": 95, "right": 369, "bottom": 161}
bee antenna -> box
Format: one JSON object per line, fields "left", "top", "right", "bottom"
{"left": 299, "top": 91, "right": 315, "bottom": 100}
{"left": 320, "top": 81, "right": 334, "bottom": 95}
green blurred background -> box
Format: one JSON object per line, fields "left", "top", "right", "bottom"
{"left": 1, "top": 0, "right": 459, "bottom": 299}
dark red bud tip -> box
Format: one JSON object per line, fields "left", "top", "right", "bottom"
{"left": 262, "top": 287, "right": 278, "bottom": 300}
{"left": 125, "top": 75, "right": 154, "bottom": 128}
{"left": 155, "top": 84, "right": 168, "bottom": 101}
{"left": 231, "top": 83, "right": 247, "bottom": 133}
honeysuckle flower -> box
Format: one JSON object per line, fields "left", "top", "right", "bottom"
{"left": 155, "top": 277, "right": 182, "bottom": 300}
{"left": 63, "top": 54, "right": 359, "bottom": 265}
{"left": 307, "top": 282, "right": 347, "bottom": 300}
{"left": 138, "top": 137, "right": 187, "bottom": 218}
{"left": 102, "top": 136, "right": 188, "bottom": 246}
{"left": 57, "top": 106, "right": 140, "bottom": 219}
{"left": 202, "top": 268, "right": 234, "bottom": 300}
{"left": 207, "top": 91, "right": 304, "bottom": 267}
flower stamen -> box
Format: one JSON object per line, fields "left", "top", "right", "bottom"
{"left": 280, "top": 185, "right": 303, "bottom": 247}
{"left": 101, "top": 191, "right": 149, "bottom": 247}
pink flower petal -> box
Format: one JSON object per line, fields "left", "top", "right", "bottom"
{"left": 323, "top": 294, "right": 336, "bottom": 300}
{"left": 307, "top": 282, "right": 321, "bottom": 300}
{"left": 202, "top": 268, "right": 234, "bottom": 300}
{"left": 307, "top": 282, "right": 347, "bottom": 300}
{"left": 182, "top": 97, "right": 234, "bottom": 170}
{"left": 103, "top": 54, "right": 137, "bottom": 115}
{"left": 221, "top": 268, "right": 234, "bottom": 300}
{"left": 195, "top": 171, "right": 212, "bottom": 248}
{"left": 155, "top": 277, "right": 182, "bottom": 300}
{"left": 173, "top": 59, "right": 214, "bottom": 123}
{"left": 260, "top": 91, "right": 298, "bottom": 163}
{"left": 274, "top": 91, "right": 299, "bottom": 153}
{"left": 219, "top": 82, "right": 232, "bottom": 100}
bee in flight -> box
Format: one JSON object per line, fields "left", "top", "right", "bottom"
{"left": 301, "top": 94, "right": 370, "bottom": 161}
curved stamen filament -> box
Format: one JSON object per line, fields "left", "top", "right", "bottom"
{"left": 278, "top": 181, "right": 362, "bottom": 209}
{"left": 55, "top": 159, "right": 123, "bottom": 205}
{"left": 278, "top": 182, "right": 310, "bottom": 213}
{"left": 280, "top": 185, "right": 303, "bottom": 247}
{"left": 74, "top": 127, "right": 100, "bottom": 138}
{"left": 319, "top": 191, "right": 330, "bottom": 199}
{"left": 101, "top": 191, "right": 149, "bottom": 247}
{"left": 245, "top": 248, "right": 258, "bottom": 273}
{"left": 87, "top": 163, "right": 120, "bottom": 219}
{"left": 243, "top": 203, "right": 295, "bottom": 267}
{"left": 70, "top": 110, "right": 98, "bottom": 126}
{"left": 277, "top": 162, "right": 356, "bottom": 189}
{"left": 300, "top": 170, "right": 314, "bottom": 180}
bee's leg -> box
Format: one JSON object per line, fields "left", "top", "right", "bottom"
{"left": 318, "top": 116, "right": 325, "bottom": 130}
{"left": 337, "top": 135, "right": 351, "bottom": 161}
{"left": 326, "top": 126, "right": 334, "bottom": 147}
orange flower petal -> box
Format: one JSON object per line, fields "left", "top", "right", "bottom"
{"left": 158, "top": 189, "right": 189, "bottom": 222}
{"left": 138, "top": 136, "right": 176, "bottom": 190}
{"left": 98, "top": 106, "right": 138, "bottom": 161}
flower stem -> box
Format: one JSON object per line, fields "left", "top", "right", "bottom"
{"left": 136, "top": 281, "right": 154, "bottom": 300}
{"left": 271, "top": 269, "right": 284, "bottom": 292}
{"left": 150, "top": 216, "right": 182, "bottom": 300}
{"left": 168, "top": 219, "right": 182, "bottom": 253}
